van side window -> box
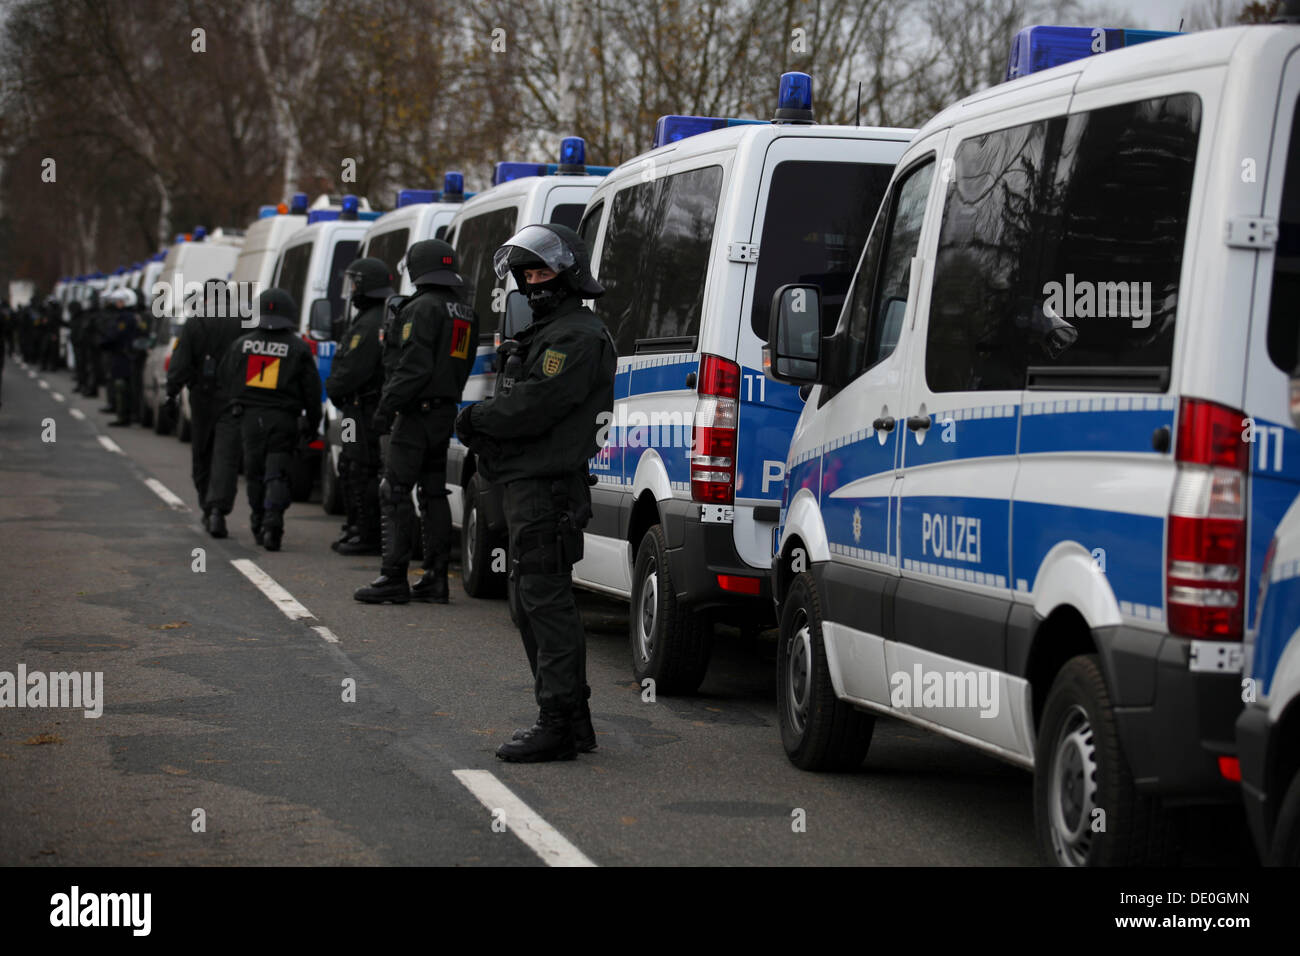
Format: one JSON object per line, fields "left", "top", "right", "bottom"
{"left": 926, "top": 94, "right": 1200, "bottom": 393}
{"left": 578, "top": 201, "right": 603, "bottom": 252}
{"left": 843, "top": 159, "right": 934, "bottom": 380}
{"left": 454, "top": 208, "right": 517, "bottom": 333}
{"left": 549, "top": 203, "right": 585, "bottom": 230}
{"left": 274, "top": 242, "right": 313, "bottom": 313}
{"left": 1268, "top": 97, "right": 1300, "bottom": 374}
{"left": 752, "top": 160, "right": 893, "bottom": 342}
{"left": 598, "top": 165, "right": 723, "bottom": 355}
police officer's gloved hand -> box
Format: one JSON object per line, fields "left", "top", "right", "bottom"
{"left": 162, "top": 392, "right": 179, "bottom": 417}
{"left": 372, "top": 410, "right": 392, "bottom": 436}
{"left": 454, "top": 405, "right": 476, "bottom": 447}
{"left": 297, "top": 416, "right": 314, "bottom": 443}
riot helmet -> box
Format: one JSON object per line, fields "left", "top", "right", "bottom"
{"left": 256, "top": 288, "right": 298, "bottom": 331}
{"left": 405, "top": 239, "right": 463, "bottom": 287}
{"left": 341, "top": 257, "right": 396, "bottom": 302}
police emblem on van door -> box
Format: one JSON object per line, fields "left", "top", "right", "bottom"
{"left": 852, "top": 507, "right": 862, "bottom": 544}
{"left": 542, "top": 349, "right": 565, "bottom": 376}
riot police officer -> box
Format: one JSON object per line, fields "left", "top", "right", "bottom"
{"left": 455, "top": 223, "right": 615, "bottom": 763}
{"left": 326, "top": 258, "right": 394, "bottom": 556}
{"left": 102, "top": 290, "right": 147, "bottom": 426}
{"left": 205, "top": 289, "right": 321, "bottom": 550}
{"left": 354, "top": 240, "right": 478, "bottom": 605}
{"left": 165, "top": 280, "right": 247, "bottom": 514}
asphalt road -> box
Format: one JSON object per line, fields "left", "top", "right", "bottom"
{"left": 0, "top": 357, "right": 1253, "bottom": 866}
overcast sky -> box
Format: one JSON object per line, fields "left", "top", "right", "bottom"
{"left": 1106, "top": 0, "right": 1233, "bottom": 29}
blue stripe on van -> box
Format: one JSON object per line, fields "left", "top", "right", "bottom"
{"left": 898, "top": 495, "right": 1012, "bottom": 587}
{"left": 904, "top": 407, "right": 1018, "bottom": 467}
{"left": 1013, "top": 500, "right": 1165, "bottom": 617}
{"left": 1020, "top": 398, "right": 1174, "bottom": 455}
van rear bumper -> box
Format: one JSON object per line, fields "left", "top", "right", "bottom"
{"left": 1235, "top": 704, "right": 1273, "bottom": 860}
{"left": 1096, "top": 624, "right": 1242, "bottom": 802}
{"left": 661, "top": 498, "right": 773, "bottom": 615}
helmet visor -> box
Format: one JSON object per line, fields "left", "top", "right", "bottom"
{"left": 341, "top": 270, "right": 359, "bottom": 301}
{"left": 493, "top": 225, "right": 576, "bottom": 280}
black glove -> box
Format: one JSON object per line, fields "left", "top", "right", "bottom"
{"left": 162, "top": 392, "right": 179, "bottom": 417}
{"left": 454, "top": 405, "right": 476, "bottom": 447}
{"left": 297, "top": 416, "right": 315, "bottom": 442}
{"left": 372, "top": 409, "right": 392, "bottom": 436}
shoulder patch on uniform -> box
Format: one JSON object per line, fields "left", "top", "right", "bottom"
{"left": 401, "top": 321, "right": 411, "bottom": 343}
{"left": 542, "top": 349, "right": 566, "bottom": 376}
{"left": 349, "top": 333, "right": 360, "bottom": 350}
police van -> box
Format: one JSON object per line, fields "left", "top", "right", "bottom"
{"left": 765, "top": 20, "right": 1300, "bottom": 865}
{"left": 316, "top": 174, "right": 471, "bottom": 514}
{"left": 444, "top": 140, "right": 612, "bottom": 596}
{"left": 568, "top": 76, "right": 910, "bottom": 692}
{"left": 1239, "top": 375, "right": 1300, "bottom": 866}
{"left": 269, "top": 193, "right": 379, "bottom": 499}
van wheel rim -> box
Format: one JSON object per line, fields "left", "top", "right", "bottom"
{"left": 1048, "top": 705, "right": 1098, "bottom": 866}
{"left": 464, "top": 506, "right": 477, "bottom": 576}
{"left": 637, "top": 560, "right": 658, "bottom": 664}
{"left": 786, "top": 611, "right": 812, "bottom": 736}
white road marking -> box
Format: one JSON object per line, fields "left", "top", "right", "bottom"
{"left": 37, "top": 379, "right": 49, "bottom": 390}
{"left": 27, "top": 370, "right": 36, "bottom": 378}
{"left": 230, "top": 559, "right": 315, "bottom": 622}
{"left": 96, "top": 435, "right": 123, "bottom": 454}
{"left": 143, "top": 478, "right": 188, "bottom": 511}
{"left": 452, "top": 769, "right": 597, "bottom": 867}
{"left": 311, "top": 625, "right": 341, "bottom": 644}
{"left": 69, "top": 408, "right": 86, "bottom": 421}
{"left": 51, "top": 392, "right": 64, "bottom": 402}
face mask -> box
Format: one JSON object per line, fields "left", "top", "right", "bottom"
{"left": 526, "top": 274, "right": 567, "bottom": 317}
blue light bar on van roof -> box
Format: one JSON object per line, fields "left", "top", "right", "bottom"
{"left": 289, "top": 192, "right": 310, "bottom": 215}
{"left": 652, "top": 115, "right": 765, "bottom": 150}
{"left": 192, "top": 225, "right": 207, "bottom": 241}
{"left": 774, "top": 72, "right": 814, "bottom": 123}
{"left": 1005, "top": 25, "right": 1179, "bottom": 81}
{"left": 558, "top": 137, "right": 585, "bottom": 171}
{"left": 340, "top": 194, "right": 360, "bottom": 220}
{"left": 258, "top": 204, "right": 279, "bottom": 218}
{"left": 444, "top": 171, "right": 464, "bottom": 197}
{"left": 397, "top": 188, "right": 437, "bottom": 208}
{"left": 308, "top": 209, "right": 340, "bottom": 224}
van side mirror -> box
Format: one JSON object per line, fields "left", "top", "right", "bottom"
{"left": 765, "top": 284, "right": 822, "bottom": 384}
{"left": 308, "top": 299, "right": 333, "bottom": 340}
{"left": 502, "top": 290, "right": 533, "bottom": 339}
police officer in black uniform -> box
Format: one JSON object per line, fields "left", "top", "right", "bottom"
{"left": 205, "top": 289, "right": 321, "bottom": 549}
{"left": 102, "top": 290, "right": 148, "bottom": 426}
{"left": 165, "top": 280, "right": 247, "bottom": 516}
{"left": 455, "top": 223, "right": 615, "bottom": 763}
{"left": 326, "top": 257, "right": 394, "bottom": 555}
{"left": 354, "top": 240, "right": 478, "bottom": 604}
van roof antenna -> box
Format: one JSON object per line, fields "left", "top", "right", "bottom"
{"left": 855, "top": 81, "right": 862, "bottom": 127}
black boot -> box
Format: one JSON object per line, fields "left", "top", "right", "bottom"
{"left": 250, "top": 511, "right": 265, "bottom": 546}
{"left": 339, "top": 469, "right": 381, "bottom": 554}
{"left": 207, "top": 509, "right": 228, "bottom": 539}
{"left": 331, "top": 524, "right": 357, "bottom": 553}
{"left": 410, "top": 562, "right": 449, "bottom": 603}
{"left": 353, "top": 574, "right": 410, "bottom": 604}
{"left": 510, "top": 698, "right": 596, "bottom": 752}
{"left": 262, "top": 512, "right": 283, "bottom": 552}
{"left": 496, "top": 708, "right": 577, "bottom": 763}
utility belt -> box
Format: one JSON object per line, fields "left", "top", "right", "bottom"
{"left": 511, "top": 470, "right": 593, "bottom": 577}
{"left": 343, "top": 391, "right": 382, "bottom": 410}
{"left": 398, "top": 396, "right": 453, "bottom": 415}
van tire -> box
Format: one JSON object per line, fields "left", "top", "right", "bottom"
{"left": 777, "top": 571, "right": 873, "bottom": 771}
{"left": 320, "top": 452, "right": 343, "bottom": 516}
{"left": 462, "top": 474, "right": 505, "bottom": 598}
{"left": 1034, "top": 655, "right": 1178, "bottom": 866}
{"left": 630, "top": 525, "right": 711, "bottom": 695}
{"left": 1270, "top": 769, "right": 1300, "bottom": 866}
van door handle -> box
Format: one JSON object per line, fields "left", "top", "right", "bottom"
{"left": 906, "top": 414, "right": 931, "bottom": 431}
{"left": 872, "top": 416, "right": 896, "bottom": 432}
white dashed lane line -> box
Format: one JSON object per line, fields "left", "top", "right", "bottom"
{"left": 96, "top": 435, "right": 123, "bottom": 454}
{"left": 453, "top": 770, "right": 598, "bottom": 867}
{"left": 38, "top": 379, "right": 49, "bottom": 390}
{"left": 230, "top": 558, "right": 317, "bottom": 622}
{"left": 143, "top": 478, "right": 189, "bottom": 511}
{"left": 51, "top": 392, "right": 64, "bottom": 402}
{"left": 69, "top": 408, "right": 86, "bottom": 420}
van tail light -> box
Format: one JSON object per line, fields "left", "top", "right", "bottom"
{"left": 691, "top": 354, "right": 741, "bottom": 504}
{"left": 1167, "top": 398, "right": 1247, "bottom": 641}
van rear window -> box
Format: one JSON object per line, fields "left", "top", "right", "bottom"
{"left": 366, "top": 228, "right": 410, "bottom": 275}
{"left": 926, "top": 93, "right": 1200, "bottom": 392}
{"left": 1268, "top": 97, "right": 1300, "bottom": 374}
{"left": 598, "top": 165, "right": 723, "bottom": 355}
{"left": 751, "top": 160, "right": 893, "bottom": 340}
{"left": 274, "top": 243, "right": 313, "bottom": 314}
{"left": 454, "top": 207, "right": 518, "bottom": 334}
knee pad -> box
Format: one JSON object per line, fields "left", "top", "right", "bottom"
{"left": 262, "top": 470, "right": 292, "bottom": 511}
{"left": 380, "top": 478, "right": 413, "bottom": 506}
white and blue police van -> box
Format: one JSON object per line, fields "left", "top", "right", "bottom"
{"left": 268, "top": 193, "right": 379, "bottom": 500}
{"left": 1239, "top": 370, "right": 1300, "bottom": 866}
{"left": 315, "top": 174, "right": 473, "bottom": 514}
{"left": 765, "top": 19, "right": 1300, "bottom": 866}
{"left": 571, "top": 75, "right": 911, "bottom": 693}
{"left": 444, "top": 139, "right": 612, "bottom": 596}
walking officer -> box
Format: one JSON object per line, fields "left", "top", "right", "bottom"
{"left": 454, "top": 223, "right": 615, "bottom": 763}
{"left": 101, "top": 289, "right": 147, "bottom": 426}
{"left": 164, "top": 279, "right": 246, "bottom": 515}
{"left": 326, "top": 257, "right": 394, "bottom": 555}
{"left": 205, "top": 288, "right": 321, "bottom": 550}
{"left": 354, "top": 239, "right": 478, "bottom": 605}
